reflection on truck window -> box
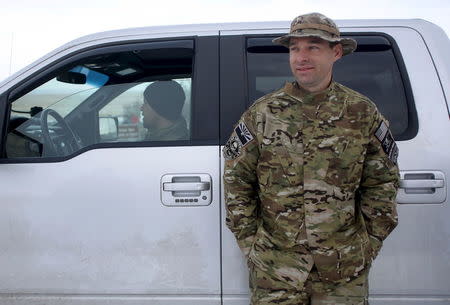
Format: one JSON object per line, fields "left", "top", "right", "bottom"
{"left": 5, "top": 43, "right": 193, "bottom": 159}
{"left": 10, "top": 66, "right": 108, "bottom": 120}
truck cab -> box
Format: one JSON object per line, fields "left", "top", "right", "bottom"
{"left": 0, "top": 19, "right": 449, "bottom": 305}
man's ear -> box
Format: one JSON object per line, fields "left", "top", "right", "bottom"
{"left": 333, "top": 43, "right": 343, "bottom": 60}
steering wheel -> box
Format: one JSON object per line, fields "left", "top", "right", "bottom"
{"left": 40, "top": 108, "right": 82, "bottom": 156}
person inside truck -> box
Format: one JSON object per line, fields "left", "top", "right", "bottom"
{"left": 141, "top": 80, "right": 188, "bottom": 141}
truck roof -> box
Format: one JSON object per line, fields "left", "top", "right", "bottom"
{"left": 67, "top": 18, "right": 439, "bottom": 44}
{"left": 1, "top": 18, "right": 447, "bottom": 90}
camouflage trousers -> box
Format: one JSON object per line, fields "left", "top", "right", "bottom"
{"left": 249, "top": 263, "right": 369, "bottom": 305}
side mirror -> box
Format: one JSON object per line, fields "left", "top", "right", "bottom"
{"left": 56, "top": 71, "right": 87, "bottom": 84}
{"left": 99, "top": 117, "right": 119, "bottom": 142}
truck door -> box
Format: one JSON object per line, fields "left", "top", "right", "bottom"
{"left": 220, "top": 27, "right": 450, "bottom": 305}
{"left": 363, "top": 25, "right": 450, "bottom": 305}
{"left": 0, "top": 35, "right": 221, "bottom": 305}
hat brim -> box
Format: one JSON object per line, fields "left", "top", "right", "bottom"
{"left": 273, "top": 33, "right": 357, "bottom": 56}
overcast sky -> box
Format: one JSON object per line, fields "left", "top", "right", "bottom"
{"left": 0, "top": 0, "right": 449, "bottom": 81}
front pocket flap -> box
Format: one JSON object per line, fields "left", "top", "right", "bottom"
{"left": 312, "top": 250, "right": 340, "bottom": 281}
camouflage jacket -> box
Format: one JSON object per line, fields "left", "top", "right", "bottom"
{"left": 223, "top": 81, "right": 399, "bottom": 286}
{"left": 145, "top": 117, "right": 188, "bottom": 141}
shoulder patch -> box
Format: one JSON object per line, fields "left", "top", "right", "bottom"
{"left": 223, "top": 121, "right": 255, "bottom": 160}
{"left": 375, "top": 121, "right": 398, "bottom": 165}
{"left": 223, "top": 135, "right": 242, "bottom": 160}
{"left": 235, "top": 122, "right": 254, "bottom": 146}
{"left": 375, "top": 121, "right": 389, "bottom": 142}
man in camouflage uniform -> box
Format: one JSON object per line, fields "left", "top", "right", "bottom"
{"left": 223, "top": 12, "right": 399, "bottom": 305}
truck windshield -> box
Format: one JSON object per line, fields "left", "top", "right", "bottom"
{"left": 10, "top": 66, "right": 108, "bottom": 119}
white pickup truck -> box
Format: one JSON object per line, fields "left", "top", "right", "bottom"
{"left": 0, "top": 18, "right": 448, "bottom": 305}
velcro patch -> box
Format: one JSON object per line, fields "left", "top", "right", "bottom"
{"left": 235, "top": 122, "right": 254, "bottom": 146}
{"left": 375, "top": 121, "right": 388, "bottom": 142}
{"left": 375, "top": 121, "right": 398, "bottom": 165}
{"left": 223, "top": 121, "right": 254, "bottom": 160}
{"left": 223, "top": 135, "right": 242, "bottom": 160}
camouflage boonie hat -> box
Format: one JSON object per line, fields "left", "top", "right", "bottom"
{"left": 273, "top": 12, "right": 357, "bottom": 56}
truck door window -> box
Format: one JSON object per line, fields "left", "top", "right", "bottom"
{"left": 5, "top": 40, "right": 194, "bottom": 160}
{"left": 98, "top": 78, "right": 191, "bottom": 143}
{"left": 245, "top": 35, "right": 417, "bottom": 141}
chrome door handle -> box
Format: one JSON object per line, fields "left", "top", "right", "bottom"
{"left": 400, "top": 179, "right": 444, "bottom": 189}
{"left": 397, "top": 170, "right": 446, "bottom": 204}
{"left": 160, "top": 174, "right": 212, "bottom": 207}
{"left": 163, "top": 182, "right": 210, "bottom": 192}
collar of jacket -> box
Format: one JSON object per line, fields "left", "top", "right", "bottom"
{"left": 146, "top": 117, "right": 188, "bottom": 141}
{"left": 284, "top": 81, "right": 337, "bottom": 105}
